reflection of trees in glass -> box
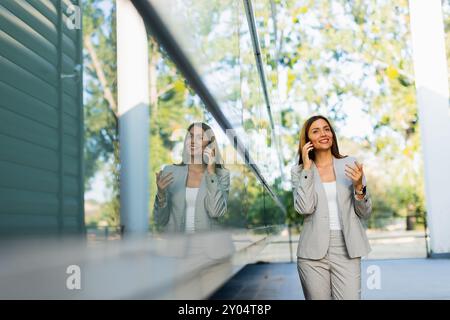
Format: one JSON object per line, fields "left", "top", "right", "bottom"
{"left": 217, "top": 165, "right": 286, "bottom": 230}
{"left": 83, "top": 0, "right": 119, "bottom": 226}
{"left": 261, "top": 177, "right": 286, "bottom": 227}
{"left": 82, "top": 0, "right": 428, "bottom": 231}
{"left": 148, "top": 40, "right": 205, "bottom": 231}
{"left": 217, "top": 165, "right": 247, "bottom": 228}
{"left": 82, "top": 1, "right": 205, "bottom": 228}
{"left": 185, "top": 0, "right": 242, "bottom": 105}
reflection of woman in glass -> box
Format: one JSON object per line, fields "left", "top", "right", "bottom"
{"left": 292, "top": 115, "right": 372, "bottom": 300}
{"left": 154, "top": 122, "right": 230, "bottom": 233}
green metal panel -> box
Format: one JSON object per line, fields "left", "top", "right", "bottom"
{"left": 0, "top": 134, "right": 59, "bottom": 171}
{"left": 0, "top": 54, "right": 58, "bottom": 106}
{"left": 62, "top": 93, "right": 78, "bottom": 117}
{"left": 0, "top": 0, "right": 84, "bottom": 235}
{"left": 0, "top": 160, "right": 59, "bottom": 192}
{"left": 0, "top": 107, "right": 59, "bottom": 149}
{"left": 0, "top": 29, "right": 58, "bottom": 86}
{"left": 0, "top": 80, "right": 58, "bottom": 126}
{"left": 28, "top": 0, "right": 58, "bottom": 26}
{"left": 0, "top": 214, "right": 59, "bottom": 229}
{"left": 2, "top": 0, "right": 58, "bottom": 44}
{"left": 0, "top": 4, "right": 58, "bottom": 64}
{"left": 0, "top": 188, "right": 59, "bottom": 216}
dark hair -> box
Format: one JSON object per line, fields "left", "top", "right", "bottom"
{"left": 177, "top": 122, "right": 223, "bottom": 168}
{"left": 186, "top": 122, "right": 214, "bottom": 138}
{"left": 297, "top": 115, "right": 347, "bottom": 165}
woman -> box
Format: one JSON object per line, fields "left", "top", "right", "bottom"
{"left": 154, "top": 122, "right": 230, "bottom": 233}
{"left": 292, "top": 115, "right": 372, "bottom": 300}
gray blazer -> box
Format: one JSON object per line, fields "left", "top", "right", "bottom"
{"left": 154, "top": 164, "right": 230, "bottom": 233}
{"left": 292, "top": 156, "right": 372, "bottom": 259}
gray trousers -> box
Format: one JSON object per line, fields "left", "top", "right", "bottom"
{"left": 297, "top": 230, "right": 361, "bottom": 300}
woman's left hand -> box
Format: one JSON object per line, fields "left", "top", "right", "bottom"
{"left": 345, "top": 161, "right": 364, "bottom": 190}
{"left": 204, "top": 145, "right": 216, "bottom": 174}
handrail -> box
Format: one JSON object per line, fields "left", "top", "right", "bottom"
{"left": 243, "top": 0, "right": 285, "bottom": 181}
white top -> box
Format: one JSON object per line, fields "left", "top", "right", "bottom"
{"left": 322, "top": 181, "right": 342, "bottom": 230}
{"left": 185, "top": 187, "right": 199, "bottom": 233}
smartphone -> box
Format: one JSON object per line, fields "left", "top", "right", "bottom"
{"left": 306, "top": 139, "right": 314, "bottom": 157}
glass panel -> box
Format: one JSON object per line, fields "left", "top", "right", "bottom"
{"left": 146, "top": 0, "right": 286, "bottom": 238}
{"left": 250, "top": 0, "right": 426, "bottom": 260}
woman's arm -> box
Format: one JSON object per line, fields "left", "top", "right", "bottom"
{"left": 153, "top": 191, "right": 170, "bottom": 227}
{"left": 345, "top": 158, "right": 372, "bottom": 220}
{"left": 353, "top": 175, "right": 372, "bottom": 220}
{"left": 153, "top": 167, "right": 173, "bottom": 227}
{"left": 204, "top": 168, "right": 230, "bottom": 218}
{"left": 291, "top": 164, "right": 318, "bottom": 214}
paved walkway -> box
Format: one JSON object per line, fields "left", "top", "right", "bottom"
{"left": 210, "top": 259, "right": 450, "bottom": 300}
{"left": 255, "top": 230, "right": 428, "bottom": 262}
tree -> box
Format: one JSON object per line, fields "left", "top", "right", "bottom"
{"left": 83, "top": 0, "right": 119, "bottom": 226}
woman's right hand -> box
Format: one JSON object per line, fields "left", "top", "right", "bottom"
{"left": 156, "top": 171, "right": 174, "bottom": 197}
{"left": 301, "top": 141, "right": 314, "bottom": 170}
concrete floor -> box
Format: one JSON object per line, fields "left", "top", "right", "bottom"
{"left": 209, "top": 258, "right": 450, "bottom": 300}
{"left": 254, "top": 230, "right": 428, "bottom": 262}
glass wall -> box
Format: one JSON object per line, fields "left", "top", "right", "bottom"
{"left": 144, "top": 0, "right": 286, "bottom": 238}
{"left": 144, "top": 0, "right": 427, "bottom": 261}
{"left": 82, "top": 0, "right": 428, "bottom": 261}
{"left": 248, "top": 0, "right": 427, "bottom": 260}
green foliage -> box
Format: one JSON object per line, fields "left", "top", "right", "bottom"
{"left": 82, "top": 0, "right": 432, "bottom": 232}
{"left": 83, "top": 0, "right": 119, "bottom": 225}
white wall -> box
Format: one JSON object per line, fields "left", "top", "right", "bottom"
{"left": 409, "top": 0, "right": 450, "bottom": 257}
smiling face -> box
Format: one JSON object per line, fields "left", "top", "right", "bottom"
{"left": 307, "top": 118, "right": 333, "bottom": 151}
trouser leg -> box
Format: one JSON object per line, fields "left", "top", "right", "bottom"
{"left": 297, "top": 256, "right": 331, "bottom": 300}
{"left": 328, "top": 231, "right": 361, "bottom": 300}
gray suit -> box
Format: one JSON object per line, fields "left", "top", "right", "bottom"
{"left": 154, "top": 164, "right": 230, "bottom": 233}
{"left": 292, "top": 156, "right": 372, "bottom": 299}
{"left": 291, "top": 156, "right": 372, "bottom": 260}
